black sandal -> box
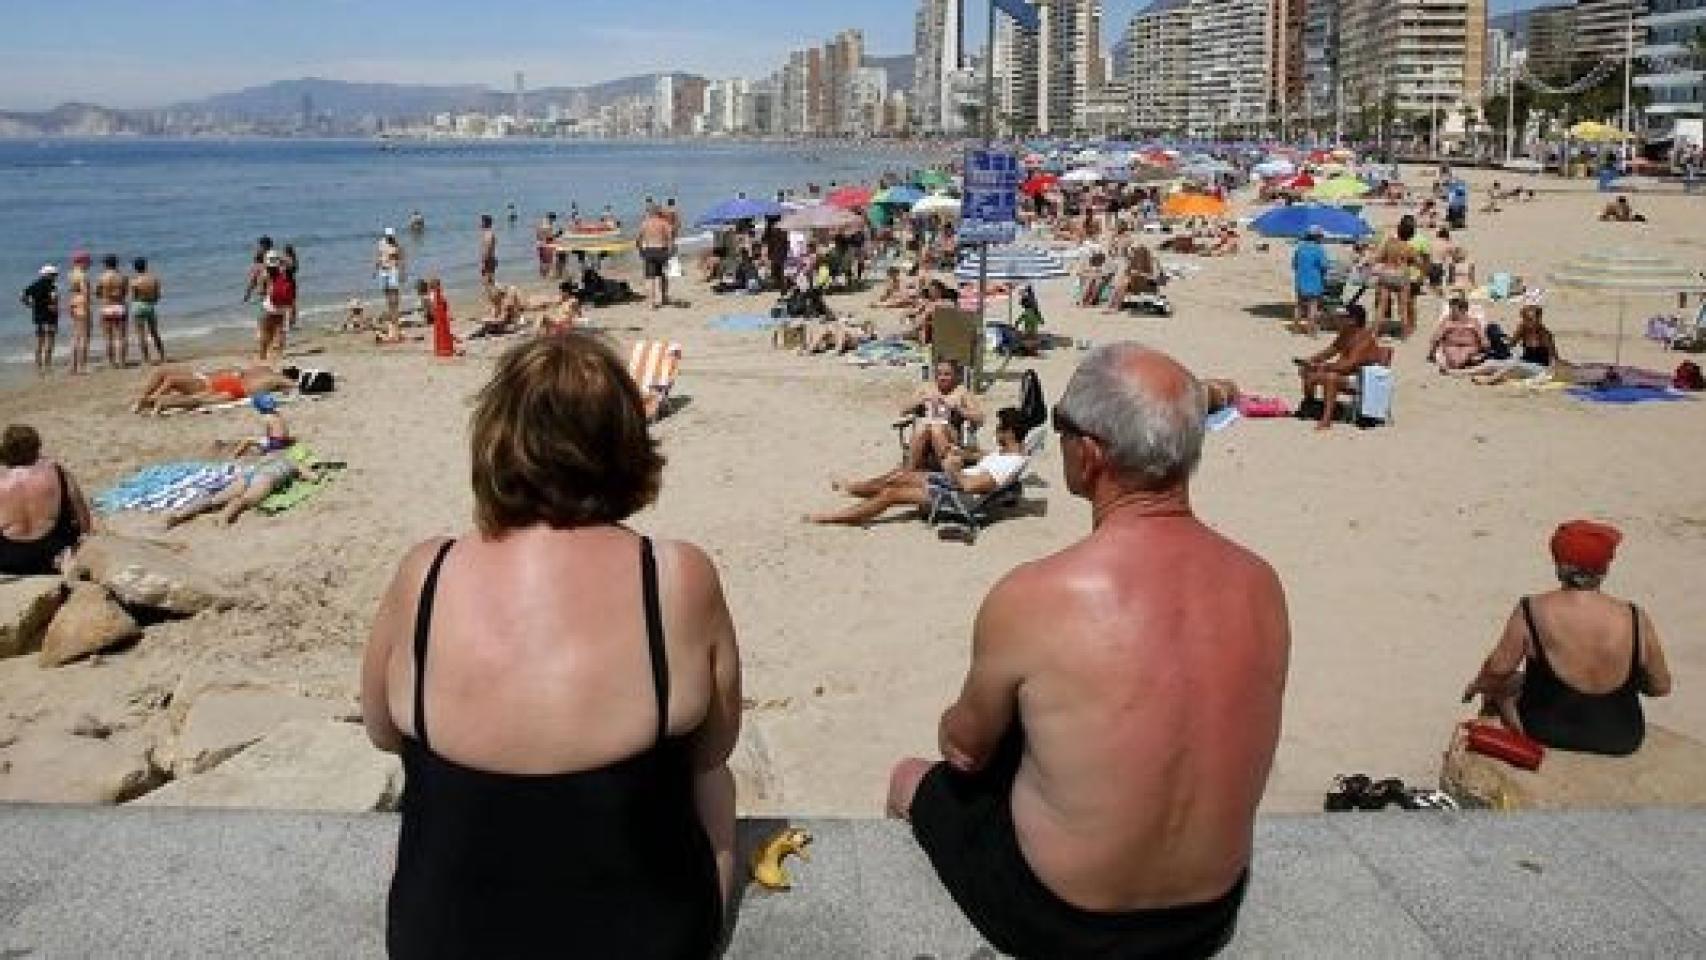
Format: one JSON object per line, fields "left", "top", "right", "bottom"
{"left": 1324, "top": 774, "right": 1372, "bottom": 812}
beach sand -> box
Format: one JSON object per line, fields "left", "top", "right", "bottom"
{"left": 2, "top": 166, "right": 1703, "bottom": 814}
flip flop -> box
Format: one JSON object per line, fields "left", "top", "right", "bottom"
{"left": 1324, "top": 774, "right": 1372, "bottom": 812}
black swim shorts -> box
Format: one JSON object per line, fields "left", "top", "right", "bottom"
{"left": 910, "top": 734, "right": 1248, "bottom": 959}
{"left": 642, "top": 248, "right": 671, "bottom": 280}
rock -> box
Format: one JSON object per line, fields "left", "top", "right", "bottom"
{"left": 0, "top": 731, "right": 163, "bottom": 804}
{"left": 0, "top": 576, "right": 66, "bottom": 659}
{"left": 1441, "top": 723, "right": 1706, "bottom": 810}
{"left": 134, "top": 720, "right": 402, "bottom": 812}
{"left": 65, "top": 534, "right": 232, "bottom": 616}
{"left": 38, "top": 583, "right": 142, "bottom": 667}
{"left": 155, "top": 685, "right": 342, "bottom": 779}
{"left": 69, "top": 713, "right": 113, "bottom": 739}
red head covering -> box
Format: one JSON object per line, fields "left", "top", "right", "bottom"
{"left": 71, "top": 250, "right": 91, "bottom": 266}
{"left": 1550, "top": 520, "right": 1622, "bottom": 575}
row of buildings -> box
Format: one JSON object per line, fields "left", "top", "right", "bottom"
{"left": 666, "top": 30, "right": 912, "bottom": 138}
{"left": 1523, "top": 0, "right": 1705, "bottom": 137}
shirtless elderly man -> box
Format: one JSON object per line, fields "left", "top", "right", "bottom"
{"left": 889, "top": 343, "right": 1290, "bottom": 959}
{"left": 637, "top": 203, "right": 677, "bottom": 310}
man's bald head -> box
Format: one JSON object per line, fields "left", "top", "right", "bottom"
{"left": 1056, "top": 342, "right": 1206, "bottom": 492}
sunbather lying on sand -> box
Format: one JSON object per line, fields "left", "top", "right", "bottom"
{"left": 1600, "top": 196, "right": 1646, "bottom": 223}
{"left": 132, "top": 365, "right": 293, "bottom": 415}
{"left": 164, "top": 454, "right": 323, "bottom": 528}
{"left": 213, "top": 392, "right": 293, "bottom": 457}
{"left": 875, "top": 268, "right": 921, "bottom": 308}
{"left": 804, "top": 317, "right": 875, "bottom": 356}
{"left": 806, "top": 408, "right": 1027, "bottom": 526}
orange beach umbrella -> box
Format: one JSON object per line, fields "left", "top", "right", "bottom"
{"left": 1162, "top": 194, "right": 1228, "bottom": 218}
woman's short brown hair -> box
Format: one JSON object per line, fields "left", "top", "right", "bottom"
{"left": 470, "top": 334, "right": 664, "bottom": 535}
{"left": 0, "top": 425, "right": 42, "bottom": 468}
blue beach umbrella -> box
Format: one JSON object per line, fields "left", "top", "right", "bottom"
{"left": 696, "top": 196, "right": 786, "bottom": 226}
{"left": 873, "top": 185, "right": 925, "bottom": 207}
{"left": 1250, "top": 204, "right": 1373, "bottom": 241}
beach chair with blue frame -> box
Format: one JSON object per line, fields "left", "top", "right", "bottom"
{"left": 925, "top": 426, "right": 1047, "bottom": 544}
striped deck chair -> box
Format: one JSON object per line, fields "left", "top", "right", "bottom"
{"left": 630, "top": 341, "right": 683, "bottom": 422}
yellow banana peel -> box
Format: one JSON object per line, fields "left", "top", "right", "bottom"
{"left": 750, "top": 827, "right": 813, "bottom": 891}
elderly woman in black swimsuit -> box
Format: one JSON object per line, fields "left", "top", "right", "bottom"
{"left": 362, "top": 334, "right": 742, "bottom": 958}
{"left": 1462, "top": 520, "right": 1673, "bottom": 756}
{"left": 0, "top": 425, "right": 93, "bottom": 575}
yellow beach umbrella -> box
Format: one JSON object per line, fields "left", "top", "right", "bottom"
{"left": 1309, "top": 176, "right": 1371, "bottom": 201}
{"left": 1568, "top": 121, "right": 1631, "bottom": 143}
{"left": 1162, "top": 193, "right": 1228, "bottom": 218}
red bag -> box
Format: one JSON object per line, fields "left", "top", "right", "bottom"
{"left": 1462, "top": 722, "right": 1545, "bottom": 771}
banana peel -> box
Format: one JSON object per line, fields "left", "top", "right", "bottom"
{"left": 750, "top": 827, "right": 813, "bottom": 891}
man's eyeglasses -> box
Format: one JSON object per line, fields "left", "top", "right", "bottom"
{"left": 1051, "top": 406, "right": 1095, "bottom": 441}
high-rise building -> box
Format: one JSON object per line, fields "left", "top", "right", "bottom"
{"left": 1635, "top": 0, "right": 1705, "bottom": 137}
{"left": 673, "top": 76, "right": 708, "bottom": 135}
{"left": 1575, "top": 0, "right": 1646, "bottom": 63}
{"left": 1126, "top": 0, "right": 1193, "bottom": 134}
{"left": 915, "top": 0, "right": 967, "bottom": 134}
{"left": 1035, "top": 0, "right": 1104, "bottom": 134}
{"left": 1301, "top": 0, "right": 1340, "bottom": 130}
{"left": 1187, "top": 0, "right": 1272, "bottom": 137}
{"left": 1525, "top": 4, "right": 1578, "bottom": 81}
{"left": 993, "top": 2, "right": 1043, "bottom": 134}
{"left": 1339, "top": 0, "right": 1486, "bottom": 132}
{"left": 824, "top": 30, "right": 866, "bottom": 134}
{"left": 1271, "top": 0, "right": 1309, "bottom": 131}
{"left": 654, "top": 75, "right": 675, "bottom": 137}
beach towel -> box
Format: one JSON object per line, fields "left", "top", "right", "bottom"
{"left": 95, "top": 462, "right": 238, "bottom": 514}
{"left": 849, "top": 338, "right": 923, "bottom": 368}
{"left": 1206, "top": 408, "right": 1242, "bottom": 433}
{"left": 710, "top": 314, "right": 781, "bottom": 333}
{"left": 1568, "top": 386, "right": 1692, "bottom": 405}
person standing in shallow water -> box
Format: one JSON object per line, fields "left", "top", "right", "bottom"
{"left": 20, "top": 265, "right": 59, "bottom": 374}
{"left": 130, "top": 258, "right": 166, "bottom": 365}
{"left": 889, "top": 343, "right": 1290, "bottom": 959}
{"left": 66, "top": 252, "right": 92, "bottom": 375}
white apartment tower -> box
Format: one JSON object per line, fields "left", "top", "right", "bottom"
{"left": 915, "top": 0, "right": 967, "bottom": 134}
{"left": 1035, "top": 0, "right": 1105, "bottom": 135}
{"left": 1126, "top": 0, "right": 1193, "bottom": 134}
{"left": 1338, "top": 0, "right": 1487, "bottom": 125}
{"left": 1186, "top": 0, "right": 1272, "bottom": 136}
{"left": 994, "top": 2, "right": 1043, "bottom": 134}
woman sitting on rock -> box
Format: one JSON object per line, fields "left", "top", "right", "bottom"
{"left": 1462, "top": 520, "right": 1673, "bottom": 756}
{"left": 0, "top": 424, "right": 93, "bottom": 575}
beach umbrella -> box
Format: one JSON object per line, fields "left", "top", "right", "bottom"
{"left": 914, "top": 170, "right": 954, "bottom": 191}
{"left": 1253, "top": 159, "right": 1295, "bottom": 177}
{"left": 873, "top": 185, "right": 925, "bottom": 207}
{"left": 1568, "top": 121, "right": 1631, "bottom": 143}
{"left": 1309, "top": 176, "right": 1371, "bottom": 201}
{"left": 779, "top": 204, "right": 862, "bottom": 232}
{"left": 1020, "top": 173, "right": 1059, "bottom": 196}
{"left": 1285, "top": 172, "right": 1317, "bottom": 190}
{"left": 1550, "top": 247, "right": 1705, "bottom": 372}
{"left": 912, "top": 195, "right": 963, "bottom": 218}
{"left": 1250, "top": 204, "right": 1373, "bottom": 241}
{"left": 1062, "top": 167, "right": 1102, "bottom": 184}
{"left": 697, "top": 196, "right": 785, "bottom": 226}
{"left": 825, "top": 185, "right": 874, "bottom": 210}
{"left": 1162, "top": 193, "right": 1229, "bottom": 218}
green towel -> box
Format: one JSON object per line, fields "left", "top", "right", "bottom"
{"left": 259, "top": 445, "right": 341, "bottom": 515}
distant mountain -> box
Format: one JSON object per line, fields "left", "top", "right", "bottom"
{"left": 0, "top": 102, "right": 152, "bottom": 137}
{"left": 865, "top": 55, "right": 915, "bottom": 96}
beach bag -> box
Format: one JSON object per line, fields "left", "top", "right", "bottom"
{"left": 1236, "top": 395, "right": 1291, "bottom": 418}
{"left": 1675, "top": 361, "right": 1705, "bottom": 392}
{"left": 665, "top": 256, "right": 683, "bottom": 280}
{"left": 1017, "top": 369, "right": 1047, "bottom": 434}
{"left": 1462, "top": 721, "right": 1545, "bottom": 771}
{"left": 295, "top": 369, "right": 335, "bottom": 394}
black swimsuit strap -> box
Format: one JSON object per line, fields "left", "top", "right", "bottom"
{"left": 1519, "top": 597, "right": 1547, "bottom": 665}
{"left": 1629, "top": 604, "right": 1643, "bottom": 677}
{"left": 640, "top": 537, "right": 671, "bottom": 746}
{"left": 411, "top": 540, "right": 456, "bottom": 752}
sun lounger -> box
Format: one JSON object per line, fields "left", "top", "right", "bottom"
{"left": 926, "top": 426, "right": 1047, "bottom": 544}
{"left": 630, "top": 341, "right": 683, "bottom": 422}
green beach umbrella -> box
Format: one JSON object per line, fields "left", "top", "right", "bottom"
{"left": 1309, "top": 176, "right": 1371, "bottom": 202}
{"left": 1550, "top": 247, "right": 1704, "bottom": 370}
{"left": 913, "top": 170, "right": 953, "bottom": 191}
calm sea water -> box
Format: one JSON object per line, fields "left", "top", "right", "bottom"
{"left": 0, "top": 138, "right": 924, "bottom": 364}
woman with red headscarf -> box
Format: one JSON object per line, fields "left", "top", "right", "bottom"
{"left": 1462, "top": 520, "right": 1673, "bottom": 756}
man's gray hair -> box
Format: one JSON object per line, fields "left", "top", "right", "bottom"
{"left": 1056, "top": 342, "right": 1206, "bottom": 490}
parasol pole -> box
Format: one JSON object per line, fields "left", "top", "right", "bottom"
{"left": 976, "top": 0, "right": 996, "bottom": 392}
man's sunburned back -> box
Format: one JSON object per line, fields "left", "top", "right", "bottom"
{"left": 97, "top": 270, "right": 127, "bottom": 303}
{"left": 639, "top": 213, "right": 672, "bottom": 249}
{"left": 1000, "top": 513, "right": 1288, "bottom": 912}
{"left": 133, "top": 273, "right": 160, "bottom": 303}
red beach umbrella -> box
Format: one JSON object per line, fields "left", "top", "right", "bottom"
{"left": 826, "top": 185, "right": 875, "bottom": 210}
{"left": 1020, "top": 173, "right": 1059, "bottom": 196}
{"left": 1286, "top": 172, "right": 1316, "bottom": 190}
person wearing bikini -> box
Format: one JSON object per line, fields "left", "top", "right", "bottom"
{"left": 95, "top": 254, "right": 131, "bottom": 369}
{"left": 66, "top": 251, "right": 93, "bottom": 375}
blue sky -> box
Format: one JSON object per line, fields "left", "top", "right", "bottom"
{"left": 3, "top": 0, "right": 1541, "bottom": 110}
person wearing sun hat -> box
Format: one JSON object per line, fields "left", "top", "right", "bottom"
{"left": 20, "top": 265, "right": 60, "bottom": 372}
{"left": 1462, "top": 519, "right": 1673, "bottom": 756}
{"left": 219, "top": 391, "right": 294, "bottom": 459}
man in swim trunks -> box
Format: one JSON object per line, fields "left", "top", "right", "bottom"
{"left": 375, "top": 228, "right": 406, "bottom": 331}
{"left": 95, "top": 254, "right": 130, "bottom": 369}
{"left": 536, "top": 213, "right": 560, "bottom": 280}
{"left": 20, "top": 265, "right": 59, "bottom": 374}
{"left": 479, "top": 214, "right": 499, "bottom": 294}
{"left": 130, "top": 257, "right": 166, "bottom": 365}
{"left": 888, "top": 345, "right": 1290, "bottom": 959}
{"left": 637, "top": 203, "right": 677, "bottom": 310}
{"left": 1296, "top": 303, "right": 1383, "bottom": 432}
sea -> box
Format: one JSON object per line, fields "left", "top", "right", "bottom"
{"left": 0, "top": 138, "right": 930, "bottom": 366}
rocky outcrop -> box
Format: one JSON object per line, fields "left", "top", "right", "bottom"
{"left": 0, "top": 731, "right": 162, "bottom": 804}
{"left": 153, "top": 685, "right": 342, "bottom": 779}
{"left": 1441, "top": 723, "right": 1706, "bottom": 810}
{"left": 64, "top": 535, "right": 233, "bottom": 616}
{"left": 134, "top": 720, "right": 403, "bottom": 812}
{"left": 38, "top": 583, "right": 142, "bottom": 667}
{"left": 0, "top": 576, "right": 67, "bottom": 659}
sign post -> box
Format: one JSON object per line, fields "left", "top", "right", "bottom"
{"left": 962, "top": 148, "right": 1021, "bottom": 390}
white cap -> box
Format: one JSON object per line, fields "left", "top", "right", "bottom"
{"left": 383, "top": 227, "right": 397, "bottom": 237}
{"left": 264, "top": 251, "right": 283, "bottom": 266}
{"left": 40, "top": 264, "right": 58, "bottom": 276}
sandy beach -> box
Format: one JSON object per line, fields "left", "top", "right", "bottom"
{"left": 2, "top": 166, "right": 1703, "bottom": 815}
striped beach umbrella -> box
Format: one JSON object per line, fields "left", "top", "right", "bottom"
{"left": 1551, "top": 247, "right": 1705, "bottom": 370}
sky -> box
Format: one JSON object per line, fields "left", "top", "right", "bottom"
{"left": 2, "top": 0, "right": 1545, "bottom": 111}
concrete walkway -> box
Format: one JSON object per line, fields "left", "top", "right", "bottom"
{"left": 1, "top": 806, "right": 1703, "bottom": 958}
